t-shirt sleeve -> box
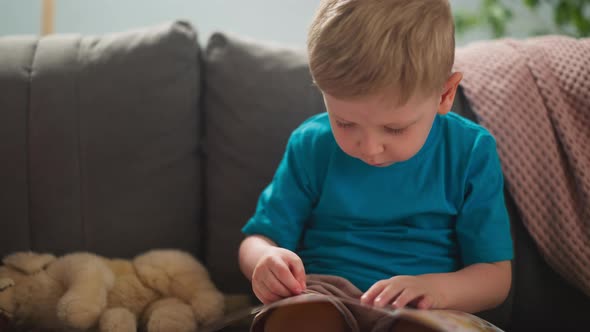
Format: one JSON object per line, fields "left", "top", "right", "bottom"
{"left": 242, "top": 128, "right": 321, "bottom": 251}
{"left": 456, "top": 134, "right": 514, "bottom": 266}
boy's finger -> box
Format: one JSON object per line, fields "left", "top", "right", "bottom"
{"left": 272, "top": 264, "right": 303, "bottom": 295}
{"left": 360, "top": 283, "right": 383, "bottom": 305}
{"left": 266, "top": 270, "right": 295, "bottom": 297}
{"left": 289, "top": 260, "right": 307, "bottom": 290}
{"left": 254, "top": 280, "right": 282, "bottom": 304}
{"left": 392, "top": 288, "right": 418, "bottom": 309}
{"left": 373, "top": 287, "right": 402, "bottom": 308}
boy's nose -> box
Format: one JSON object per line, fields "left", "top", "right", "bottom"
{"left": 358, "top": 136, "right": 384, "bottom": 157}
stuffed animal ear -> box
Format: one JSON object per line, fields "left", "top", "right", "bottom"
{"left": 2, "top": 252, "right": 56, "bottom": 275}
{"left": 0, "top": 278, "right": 14, "bottom": 292}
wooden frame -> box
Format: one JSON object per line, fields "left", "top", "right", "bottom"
{"left": 41, "top": 0, "right": 55, "bottom": 35}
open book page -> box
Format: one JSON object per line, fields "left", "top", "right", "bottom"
{"left": 201, "top": 293, "right": 504, "bottom": 332}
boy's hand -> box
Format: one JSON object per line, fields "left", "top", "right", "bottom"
{"left": 360, "top": 275, "right": 443, "bottom": 310}
{"left": 251, "top": 247, "right": 306, "bottom": 304}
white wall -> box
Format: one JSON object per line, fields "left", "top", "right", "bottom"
{"left": 0, "top": 0, "right": 42, "bottom": 36}
{"left": 0, "top": 0, "right": 555, "bottom": 47}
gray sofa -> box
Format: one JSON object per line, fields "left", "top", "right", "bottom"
{"left": 1, "top": 21, "right": 588, "bottom": 331}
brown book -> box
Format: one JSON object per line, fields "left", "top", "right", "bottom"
{"left": 203, "top": 293, "right": 503, "bottom": 332}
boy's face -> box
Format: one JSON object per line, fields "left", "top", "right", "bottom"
{"left": 324, "top": 73, "right": 462, "bottom": 167}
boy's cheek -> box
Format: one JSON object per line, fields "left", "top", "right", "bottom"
{"left": 332, "top": 132, "right": 356, "bottom": 155}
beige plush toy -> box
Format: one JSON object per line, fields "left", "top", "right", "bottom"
{"left": 0, "top": 249, "right": 226, "bottom": 332}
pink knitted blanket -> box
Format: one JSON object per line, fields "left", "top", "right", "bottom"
{"left": 454, "top": 36, "right": 590, "bottom": 296}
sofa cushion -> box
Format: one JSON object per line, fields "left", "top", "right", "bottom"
{"left": 203, "top": 33, "right": 325, "bottom": 292}
{"left": 0, "top": 37, "right": 38, "bottom": 253}
{"left": 0, "top": 21, "right": 202, "bottom": 259}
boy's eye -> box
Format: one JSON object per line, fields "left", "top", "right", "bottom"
{"left": 335, "top": 120, "right": 355, "bottom": 129}
{"left": 385, "top": 127, "right": 405, "bottom": 135}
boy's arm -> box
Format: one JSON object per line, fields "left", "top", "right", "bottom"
{"left": 361, "top": 260, "right": 511, "bottom": 313}
{"left": 239, "top": 235, "right": 307, "bottom": 304}
{"left": 238, "top": 235, "right": 278, "bottom": 280}
{"left": 417, "top": 260, "right": 511, "bottom": 312}
{"left": 447, "top": 133, "right": 512, "bottom": 311}
{"left": 239, "top": 117, "right": 331, "bottom": 303}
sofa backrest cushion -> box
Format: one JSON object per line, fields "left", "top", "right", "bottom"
{"left": 0, "top": 37, "right": 38, "bottom": 253}
{"left": 203, "top": 33, "right": 325, "bottom": 292}
{"left": 0, "top": 21, "right": 203, "bottom": 259}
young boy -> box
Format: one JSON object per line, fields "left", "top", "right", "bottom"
{"left": 239, "top": 0, "right": 513, "bottom": 331}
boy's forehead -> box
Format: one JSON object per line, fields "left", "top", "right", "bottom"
{"left": 323, "top": 92, "right": 433, "bottom": 124}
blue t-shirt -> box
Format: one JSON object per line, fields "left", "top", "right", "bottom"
{"left": 242, "top": 112, "right": 513, "bottom": 291}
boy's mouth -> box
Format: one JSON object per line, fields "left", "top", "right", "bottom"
{"left": 368, "top": 161, "right": 392, "bottom": 167}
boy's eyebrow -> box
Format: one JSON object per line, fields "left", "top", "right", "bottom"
{"left": 332, "top": 115, "right": 353, "bottom": 122}
{"left": 385, "top": 117, "right": 420, "bottom": 128}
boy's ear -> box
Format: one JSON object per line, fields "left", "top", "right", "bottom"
{"left": 437, "top": 72, "right": 463, "bottom": 115}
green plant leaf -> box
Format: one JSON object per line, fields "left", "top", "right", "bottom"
{"left": 452, "top": 0, "right": 590, "bottom": 39}
{"left": 484, "top": 0, "right": 512, "bottom": 37}
{"left": 524, "top": 0, "right": 540, "bottom": 9}
{"left": 555, "top": 1, "right": 571, "bottom": 26}
{"left": 571, "top": 6, "right": 590, "bottom": 36}
{"left": 454, "top": 11, "right": 482, "bottom": 35}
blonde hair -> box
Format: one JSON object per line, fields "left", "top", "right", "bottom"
{"left": 308, "top": 0, "right": 455, "bottom": 105}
